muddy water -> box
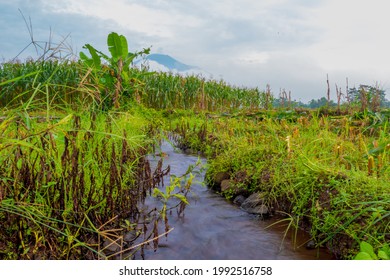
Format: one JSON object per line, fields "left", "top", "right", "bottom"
{"left": 141, "top": 141, "right": 333, "bottom": 260}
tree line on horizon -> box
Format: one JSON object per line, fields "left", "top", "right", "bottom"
{"left": 273, "top": 84, "right": 389, "bottom": 110}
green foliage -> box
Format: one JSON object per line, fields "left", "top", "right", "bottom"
{"left": 79, "top": 32, "right": 150, "bottom": 109}
{"left": 107, "top": 32, "right": 129, "bottom": 61}
{"left": 79, "top": 44, "right": 101, "bottom": 69}
{"left": 2, "top": 30, "right": 390, "bottom": 261}
{"left": 354, "top": 241, "right": 390, "bottom": 260}
{"left": 139, "top": 71, "right": 271, "bottom": 111}
{"left": 152, "top": 176, "right": 190, "bottom": 220}
{"left": 0, "top": 101, "right": 158, "bottom": 259}
{"left": 170, "top": 111, "right": 390, "bottom": 259}
{"left": 0, "top": 60, "right": 81, "bottom": 108}
{"left": 348, "top": 84, "right": 386, "bottom": 112}
{"left": 152, "top": 160, "right": 200, "bottom": 220}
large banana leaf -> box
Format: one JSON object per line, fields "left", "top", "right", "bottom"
{"left": 107, "top": 32, "right": 128, "bottom": 62}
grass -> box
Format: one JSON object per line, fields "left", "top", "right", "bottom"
{"left": 0, "top": 56, "right": 172, "bottom": 259}
{"left": 1, "top": 34, "right": 389, "bottom": 259}
{"left": 169, "top": 110, "right": 390, "bottom": 259}
{"left": 0, "top": 103, "right": 164, "bottom": 259}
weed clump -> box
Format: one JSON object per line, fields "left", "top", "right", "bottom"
{"left": 0, "top": 110, "right": 168, "bottom": 259}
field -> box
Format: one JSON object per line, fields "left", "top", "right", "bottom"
{"left": 0, "top": 33, "right": 389, "bottom": 260}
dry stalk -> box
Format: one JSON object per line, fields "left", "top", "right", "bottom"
{"left": 368, "top": 156, "right": 375, "bottom": 176}
{"left": 108, "top": 227, "right": 174, "bottom": 258}
{"left": 113, "top": 58, "right": 123, "bottom": 108}
{"left": 326, "top": 74, "right": 330, "bottom": 105}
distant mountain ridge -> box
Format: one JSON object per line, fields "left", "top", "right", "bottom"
{"left": 145, "top": 54, "right": 196, "bottom": 72}
{"left": 135, "top": 53, "right": 210, "bottom": 77}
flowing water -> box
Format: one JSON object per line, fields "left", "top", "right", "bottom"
{"left": 139, "top": 141, "right": 333, "bottom": 260}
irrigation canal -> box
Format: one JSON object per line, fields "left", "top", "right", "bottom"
{"left": 138, "top": 141, "right": 333, "bottom": 260}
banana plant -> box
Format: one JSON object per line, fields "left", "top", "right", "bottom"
{"left": 80, "top": 32, "right": 150, "bottom": 109}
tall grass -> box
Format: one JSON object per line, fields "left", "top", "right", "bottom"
{"left": 0, "top": 101, "right": 165, "bottom": 259}
{"left": 0, "top": 59, "right": 174, "bottom": 259}
{"left": 170, "top": 111, "right": 390, "bottom": 259}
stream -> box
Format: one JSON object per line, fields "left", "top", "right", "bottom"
{"left": 139, "top": 140, "right": 333, "bottom": 260}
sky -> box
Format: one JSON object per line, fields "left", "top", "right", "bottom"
{"left": 1, "top": 0, "right": 390, "bottom": 102}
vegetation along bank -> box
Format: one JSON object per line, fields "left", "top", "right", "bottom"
{"left": 0, "top": 32, "right": 389, "bottom": 260}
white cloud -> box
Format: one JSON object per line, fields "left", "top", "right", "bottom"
{"left": 2, "top": 0, "right": 390, "bottom": 101}
{"left": 307, "top": 0, "right": 390, "bottom": 69}
{"left": 301, "top": 0, "right": 390, "bottom": 97}
{"left": 238, "top": 51, "right": 270, "bottom": 64}
{"left": 41, "top": 0, "right": 204, "bottom": 38}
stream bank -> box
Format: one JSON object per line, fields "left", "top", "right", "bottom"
{"left": 138, "top": 141, "right": 333, "bottom": 260}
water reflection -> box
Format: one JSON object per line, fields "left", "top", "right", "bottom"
{"left": 141, "top": 141, "right": 332, "bottom": 260}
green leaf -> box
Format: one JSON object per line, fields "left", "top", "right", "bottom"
{"left": 123, "top": 52, "right": 136, "bottom": 69}
{"left": 80, "top": 44, "right": 101, "bottom": 69}
{"left": 107, "top": 32, "right": 128, "bottom": 61}
{"left": 79, "top": 51, "right": 91, "bottom": 66}
{"left": 121, "top": 71, "right": 129, "bottom": 83}
{"left": 125, "top": 47, "right": 151, "bottom": 69}
{"left": 173, "top": 194, "right": 189, "bottom": 204}
{"left": 166, "top": 184, "right": 176, "bottom": 196}
{"left": 16, "top": 158, "right": 23, "bottom": 169}
{"left": 43, "top": 181, "right": 57, "bottom": 189}
{"left": 378, "top": 250, "right": 389, "bottom": 260}
{"left": 354, "top": 252, "right": 373, "bottom": 260}
{"left": 367, "top": 143, "right": 389, "bottom": 156}
{"left": 0, "top": 71, "right": 38, "bottom": 86}
{"left": 360, "top": 241, "right": 377, "bottom": 260}
{"left": 1, "top": 139, "right": 43, "bottom": 153}
{"left": 152, "top": 188, "right": 167, "bottom": 201}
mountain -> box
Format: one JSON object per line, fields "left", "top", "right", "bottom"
{"left": 135, "top": 53, "right": 211, "bottom": 77}
{"left": 146, "top": 54, "right": 195, "bottom": 72}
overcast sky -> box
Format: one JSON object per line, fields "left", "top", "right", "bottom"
{"left": 1, "top": 0, "right": 390, "bottom": 102}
